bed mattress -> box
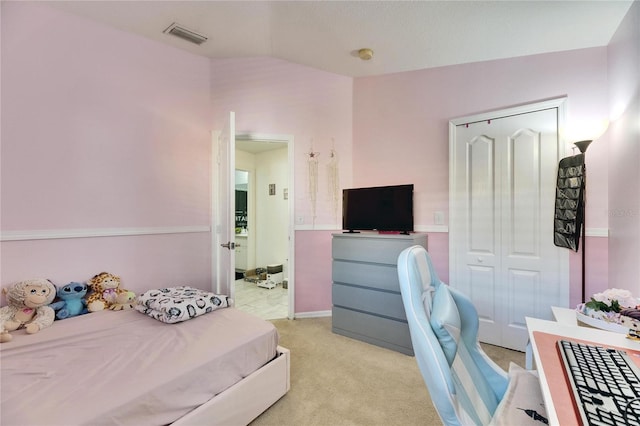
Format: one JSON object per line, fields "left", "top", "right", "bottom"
{"left": 0, "top": 307, "right": 279, "bottom": 425}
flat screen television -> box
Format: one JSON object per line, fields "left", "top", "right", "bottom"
{"left": 342, "top": 184, "right": 414, "bottom": 234}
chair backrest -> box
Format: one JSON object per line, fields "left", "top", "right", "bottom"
{"left": 397, "top": 245, "right": 508, "bottom": 426}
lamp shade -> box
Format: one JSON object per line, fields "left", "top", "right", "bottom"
{"left": 574, "top": 140, "right": 593, "bottom": 153}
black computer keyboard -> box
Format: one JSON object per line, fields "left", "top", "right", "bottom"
{"left": 558, "top": 339, "right": 640, "bottom": 426}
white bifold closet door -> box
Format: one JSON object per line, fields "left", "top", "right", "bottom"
{"left": 449, "top": 100, "right": 569, "bottom": 352}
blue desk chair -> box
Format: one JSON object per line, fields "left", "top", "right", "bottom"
{"left": 397, "top": 245, "right": 547, "bottom": 426}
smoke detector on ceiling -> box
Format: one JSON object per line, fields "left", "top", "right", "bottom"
{"left": 163, "top": 23, "right": 208, "bottom": 45}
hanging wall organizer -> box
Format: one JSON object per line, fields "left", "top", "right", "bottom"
{"left": 553, "top": 153, "right": 585, "bottom": 252}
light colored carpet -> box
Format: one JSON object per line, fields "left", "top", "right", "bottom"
{"left": 250, "top": 317, "right": 525, "bottom": 425}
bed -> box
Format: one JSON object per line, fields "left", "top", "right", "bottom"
{"left": 0, "top": 307, "right": 290, "bottom": 425}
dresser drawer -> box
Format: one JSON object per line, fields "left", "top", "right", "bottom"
{"left": 332, "top": 235, "right": 425, "bottom": 265}
{"left": 332, "top": 283, "right": 406, "bottom": 321}
{"left": 332, "top": 306, "right": 413, "bottom": 355}
{"left": 332, "top": 260, "right": 400, "bottom": 292}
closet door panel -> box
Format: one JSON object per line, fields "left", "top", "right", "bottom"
{"left": 508, "top": 128, "right": 540, "bottom": 256}
{"left": 453, "top": 123, "right": 501, "bottom": 345}
{"left": 500, "top": 108, "right": 563, "bottom": 349}
{"left": 468, "top": 135, "right": 497, "bottom": 255}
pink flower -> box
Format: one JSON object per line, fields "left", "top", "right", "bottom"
{"left": 592, "top": 288, "right": 637, "bottom": 309}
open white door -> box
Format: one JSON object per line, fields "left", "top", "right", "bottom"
{"left": 213, "top": 112, "right": 236, "bottom": 297}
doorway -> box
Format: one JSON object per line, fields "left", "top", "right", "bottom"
{"left": 233, "top": 134, "right": 293, "bottom": 320}
{"left": 449, "top": 98, "right": 569, "bottom": 351}
{"left": 234, "top": 169, "right": 249, "bottom": 279}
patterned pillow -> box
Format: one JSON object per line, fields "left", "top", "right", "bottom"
{"left": 489, "top": 363, "right": 548, "bottom": 425}
{"left": 429, "top": 284, "right": 461, "bottom": 365}
{"left": 135, "top": 286, "right": 230, "bottom": 323}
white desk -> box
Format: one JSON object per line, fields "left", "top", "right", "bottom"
{"left": 526, "top": 316, "right": 640, "bottom": 426}
{"left": 550, "top": 306, "right": 579, "bottom": 326}
{"left": 525, "top": 307, "right": 579, "bottom": 369}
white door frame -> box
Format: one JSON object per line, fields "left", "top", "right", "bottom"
{"left": 235, "top": 132, "right": 295, "bottom": 320}
{"left": 449, "top": 97, "right": 570, "bottom": 333}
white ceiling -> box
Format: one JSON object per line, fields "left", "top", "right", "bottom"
{"left": 46, "top": 0, "right": 633, "bottom": 78}
{"left": 236, "top": 138, "right": 287, "bottom": 154}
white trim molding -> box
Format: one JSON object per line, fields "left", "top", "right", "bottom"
{"left": 586, "top": 228, "right": 609, "bottom": 238}
{"left": 415, "top": 225, "right": 449, "bottom": 233}
{"left": 0, "top": 226, "right": 210, "bottom": 242}
{"left": 294, "top": 224, "right": 340, "bottom": 231}
{"left": 292, "top": 224, "right": 605, "bottom": 237}
{"left": 294, "top": 224, "right": 449, "bottom": 233}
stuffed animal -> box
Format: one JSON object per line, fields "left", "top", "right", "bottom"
{"left": 0, "top": 278, "right": 56, "bottom": 343}
{"left": 49, "top": 282, "right": 89, "bottom": 320}
{"left": 86, "top": 272, "right": 136, "bottom": 312}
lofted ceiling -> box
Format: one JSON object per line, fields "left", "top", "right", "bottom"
{"left": 45, "top": 0, "right": 633, "bottom": 78}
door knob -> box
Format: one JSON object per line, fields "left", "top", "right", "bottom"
{"left": 220, "top": 242, "right": 236, "bottom": 250}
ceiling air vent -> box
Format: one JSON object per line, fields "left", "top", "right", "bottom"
{"left": 163, "top": 23, "right": 208, "bottom": 45}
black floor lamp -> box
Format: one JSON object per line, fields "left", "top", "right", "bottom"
{"left": 574, "top": 140, "right": 592, "bottom": 304}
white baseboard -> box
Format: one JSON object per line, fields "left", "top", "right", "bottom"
{"left": 294, "top": 310, "right": 332, "bottom": 319}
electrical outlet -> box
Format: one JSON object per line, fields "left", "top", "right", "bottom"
{"left": 434, "top": 211, "right": 445, "bottom": 225}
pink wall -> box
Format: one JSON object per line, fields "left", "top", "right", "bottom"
{"left": 570, "top": 237, "right": 610, "bottom": 307}
{"left": 209, "top": 57, "right": 353, "bottom": 313}
{"left": 210, "top": 57, "right": 354, "bottom": 226}
{"left": 353, "top": 48, "right": 610, "bottom": 230}
{"left": 353, "top": 48, "right": 612, "bottom": 308}
{"left": 2, "top": 234, "right": 213, "bottom": 292}
{"left": 211, "top": 49, "right": 615, "bottom": 312}
{"left": 607, "top": 1, "right": 640, "bottom": 297}
{"left": 1, "top": 3, "right": 213, "bottom": 295}
{"left": 294, "top": 231, "right": 334, "bottom": 313}
{"left": 3, "top": 2, "right": 635, "bottom": 316}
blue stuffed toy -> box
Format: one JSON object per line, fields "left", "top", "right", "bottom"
{"left": 50, "top": 282, "right": 89, "bottom": 320}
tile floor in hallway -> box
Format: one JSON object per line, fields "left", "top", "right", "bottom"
{"left": 234, "top": 278, "right": 288, "bottom": 320}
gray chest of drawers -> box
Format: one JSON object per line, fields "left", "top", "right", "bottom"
{"left": 331, "top": 232, "right": 428, "bottom": 355}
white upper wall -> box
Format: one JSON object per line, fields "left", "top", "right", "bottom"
{"left": 607, "top": 1, "right": 640, "bottom": 294}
